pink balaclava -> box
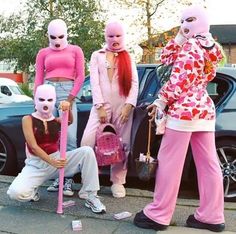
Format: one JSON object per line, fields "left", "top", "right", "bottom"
{"left": 105, "top": 21, "right": 125, "bottom": 52}
{"left": 34, "top": 84, "right": 56, "bottom": 119}
{"left": 48, "top": 19, "right": 68, "bottom": 50}
{"left": 180, "top": 5, "right": 210, "bottom": 39}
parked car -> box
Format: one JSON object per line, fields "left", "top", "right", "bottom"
{"left": 0, "top": 78, "right": 32, "bottom": 104}
{"left": 0, "top": 64, "right": 236, "bottom": 199}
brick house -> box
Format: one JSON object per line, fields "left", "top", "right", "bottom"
{"left": 140, "top": 24, "right": 236, "bottom": 65}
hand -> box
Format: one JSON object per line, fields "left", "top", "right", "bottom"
{"left": 147, "top": 103, "right": 157, "bottom": 122}
{"left": 97, "top": 106, "right": 107, "bottom": 123}
{"left": 59, "top": 100, "right": 71, "bottom": 111}
{"left": 120, "top": 104, "right": 133, "bottom": 124}
{"left": 49, "top": 158, "right": 67, "bottom": 169}
{"left": 175, "top": 29, "right": 187, "bottom": 45}
{"left": 67, "top": 94, "right": 75, "bottom": 107}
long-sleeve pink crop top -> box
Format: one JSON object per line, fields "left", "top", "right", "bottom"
{"left": 34, "top": 44, "right": 85, "bottom": 97}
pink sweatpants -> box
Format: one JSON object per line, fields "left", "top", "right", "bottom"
{"left": 144, "top": 128, "right": 225, "bottom": 225}
{"left": 81, "top": 103, "right": 133, "bottom": 185}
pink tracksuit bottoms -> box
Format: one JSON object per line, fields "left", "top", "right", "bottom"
{"left": 144, "top": 128, "right": 225, "bottom": 225}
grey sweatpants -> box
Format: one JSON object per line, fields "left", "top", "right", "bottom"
{"left": 7, "top": 146, "right": 99, "bottom": 202}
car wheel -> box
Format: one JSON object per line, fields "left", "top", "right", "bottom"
{"left": 216, "top": 139, "right": 236, "bottom": 199}
{"left": 0, "top": 132, "right": 17, "bottom": 175}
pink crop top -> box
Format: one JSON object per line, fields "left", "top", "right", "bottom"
{"left": 35, "top": 44, "right": 85, "bottom": 97}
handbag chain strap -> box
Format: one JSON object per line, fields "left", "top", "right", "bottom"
{"left": 146, "top": 120, "right": 151, "bottom": 160}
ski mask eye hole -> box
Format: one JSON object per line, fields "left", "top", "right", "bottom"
{"left": 181, "top": 19, "right": 184, "bottom": 24}
{"left": 58, "top": 35, "right": 64, "bottom": 39}
{"left": 39, "top": 98, "right": 45, "bottom": 102}
{"left": 50, "top": 35, "right": 57, "bottom": 40}
{"left": 186, "top": 17, "right": 197, "bottom": 22}
{"left": 108, "top": 35, "right": 114, "bottom": 38}
{"left": 47, "top": 98, "right": 54, "bottom": 102}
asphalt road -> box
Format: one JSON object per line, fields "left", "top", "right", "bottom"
{"left": 0, "top": 175, "right": 235, "bottom": 234}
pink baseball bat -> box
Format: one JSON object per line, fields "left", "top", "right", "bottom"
{"left": 57, "top": 110, "right": 69, "bottom": 214}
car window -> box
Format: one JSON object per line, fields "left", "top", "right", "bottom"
{"left": 9, "top": 85, "right": 24, "bottom": 95}
{"left": 208, "top": 75, "right": 231, "bottom": 106}
{"left": 157, "top": 65, "right": 172, "bottom": 86}
{"left": 1, "top": 86, "right": 12, "bottom": 96}
{"left": 138, "top": 67, "right": 156, "bottom": 96}
{"left": 76, "top": 78, "right": 92, "bottom": 103}
{"left": 141, "top": 71, "right": 160, "bottom": 99}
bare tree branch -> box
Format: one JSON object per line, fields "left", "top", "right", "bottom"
{"left": 150, "top": 0, "right": 166, "bottom": 17}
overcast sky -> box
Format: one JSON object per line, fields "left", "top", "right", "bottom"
{"left": 0, "top": 0, "right": 236, "bottom": 25}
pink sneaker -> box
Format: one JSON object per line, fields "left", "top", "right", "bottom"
{"left": 111, "top": 184, "right": 126, "bottom": 198}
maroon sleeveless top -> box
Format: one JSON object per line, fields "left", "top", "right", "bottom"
{"left": 27, "top": 115, "right": 61, "bottom": 155}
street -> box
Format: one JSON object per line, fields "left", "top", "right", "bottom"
{"left": 0, "top": 175, "right": 235, "bottom": 234}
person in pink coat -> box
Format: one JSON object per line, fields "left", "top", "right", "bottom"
{"left": 81, "top": 20, "right": 139, "bottom": 198}
{"left": 134, "top": 5, "right": 225, "bottom": 232}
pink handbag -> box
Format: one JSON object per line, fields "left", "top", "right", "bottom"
{"left": 95, "top": 123, "right": 125, "bottom": 166}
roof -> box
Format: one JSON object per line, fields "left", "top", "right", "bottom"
{"left": 210, "top": 25, "right": 236, "bottom": 44}
{"left": 140, "top": 24, "right": 236, "bottom": 48}
{"left": 0, "top": 77, "right": 18, "bottom": 85}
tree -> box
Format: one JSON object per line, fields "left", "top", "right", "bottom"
{"left": 0, "top": 0, "right": 105, "bottom": 75}
{"left": 100, "top": 0, "right": 205, "bottom": 63}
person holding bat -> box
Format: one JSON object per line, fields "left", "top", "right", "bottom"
{"left": 7, "top": 84, "right": 106, "bottom": 214}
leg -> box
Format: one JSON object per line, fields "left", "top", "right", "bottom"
{"left": 190, "top": 132, "right": 225, "bottom": 224}
{"left": 142, "top": 128, "right": 191, "bottom": 225}
{"left": 110, "top": 111, "right": 134, "bottom": 185}
{"left": 80, "top": 104, "right": 112, "bottom": 147}
{"left": 7, "top": 155, "right": 58, "bottom": 202}
{"left": 46, "top": 81, "right": 77, "bottom": 195}
{"left": 80, "top": 108, "right": 101, "bottom": 148}
{"left": 64, "top": 146, "right": 100, "bottom": 194}
{"left": 65, "top": 146, "right": 106, "bottom": 214}
{"left": 55, "top": 82, "right": 77, "bottom": 151}
{"left": 109, "top": 110, "right": 134, "bottom": 198}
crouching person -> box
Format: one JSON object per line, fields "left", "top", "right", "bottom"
{"left": 7, "top": 84, "right": 106, "bottom": 214}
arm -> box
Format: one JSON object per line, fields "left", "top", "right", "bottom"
{"left": 22, "top": 116, "right": 66, "bottom": 168}
{"left": 125, "top": 59, "right": 139, "bottom": 107}
{"left": 160, "top": 39, "right": 183, "bottom": 65}
{"left": 57, "top": 100, "right": 73, "bottom": 125}
{"left": 34, "top": 49, "right": 46, "bottom": 94}
{"left": 68, "top": 46, "right": 85, "bottom": 99}
{"left": 90, "top": 51, "right": 105, "bottom": 105}
{"left": 120, "top": 59, "right": 139, "bottom": 124}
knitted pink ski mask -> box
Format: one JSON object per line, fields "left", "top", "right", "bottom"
{"left": 48, "top": 19, "right": 68, "bottom": 50}
{"left": 180, "top": 5, "right": 209, "bottom": 39}
{"left": 34, "top": 84, "right": 56, "bottom": 119}
{"left": 105, "top": 21, "right": 125, "bottom": 52}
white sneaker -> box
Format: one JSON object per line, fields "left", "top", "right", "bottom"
{"left": 85, "top": 194, "right": 106, "bottom": 214}
{"left": 47, "top": 178, "right": 59, "bottom": 192}
{"left": 111, "top": 184, "right": 126, "bottom": 198}
{"left": 63, "top": 178, "right": 74, "bottom": 197}
{"left": 30, "top": 192, "right": 40, "bottom": 202}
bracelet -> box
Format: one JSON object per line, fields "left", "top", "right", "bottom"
{"left": 95, "top": 104, "right": 103, "bottom": 109}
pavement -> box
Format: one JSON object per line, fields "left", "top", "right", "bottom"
{"left": 0, "top": 175, "right": 235, "bottom": 234}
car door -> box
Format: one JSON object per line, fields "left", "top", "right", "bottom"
{"left": 76, "top": 77, "right": 93, "bottom": 146}
{"left": 129, "top": 64, "right": 172, "bottom": 175}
